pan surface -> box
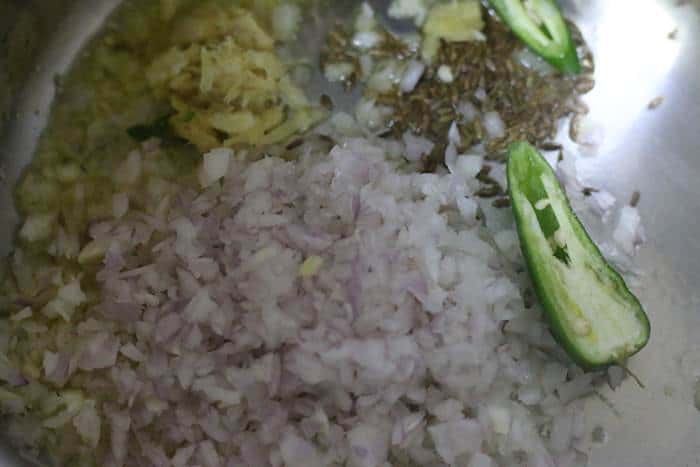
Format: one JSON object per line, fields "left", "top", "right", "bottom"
{"left": 0, "top": 1, "right": 699, "bottom": 465}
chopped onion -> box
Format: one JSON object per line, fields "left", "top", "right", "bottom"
{"left": 448, "top": 121, "right": 462, "bottom": 146}
{"left": 200, "top": 148, "right": 232, "bottom": 188}
{"left": 470, "top": 453, "right": 495, "bottom": 467}
{"left": 607, "top": 365, "right": 626, "bottom": 389}
{"left": 367, "top": 61, "right": 402, "bottom": 93}
{"left": 355, "top": 2, "right": 377, "bottom": 32}
{"left": 613, "top": 206, "right": 643, "bottom": 256}
{"left": 172, "top": 445, "right": 196, "bottom": 467}
{"left": 515, "top": 48, "right": 556, "bottom": 76}
{"left": 348, "top": 422, "right": 390, "bottom": 467}
{"left": 400, "top": 60, "right": 426, "bottom": 93}
{"left": 353, "top": 31, "right": 382, "bottom": 49}
{"left": 280, "top": 430, "right": 325, "bottom": 467}
{"left": 444, "top": 143, "right": 458, "bottom": 172}
{"left": 488, "top": 405, "right": 511, "bottom": 435}
{"left": 437, "top": 65, "right": 455, "bottom": 83}
{"left": 356, "top": 98, "right": 392, "bottom": 129}
{"left": 198, "top": 440, "right": 221, "bottom": 467}
{"left": 324, "top": 62, "right": 355, "bottom": 83}
{"left": 73, "top": 400, "right": 101, "bottom": 448}
{"left": 402, "top": 131, "right": 434, "bottom": 162}
{"left": 112, "top": 193, "right": 129, "bottom": 219}
{"left": 429, "top": 419, "right": 482, "bottom": 464}
{"left": 483, "top": 111, "right": 506, "bottom": 139}
{"left": 115, "top": 150, "right": 142, "bottom": 185}
{"left": 457, "top": 101, "right": 479, "bottom": 122}
{"left": 590, "top": 190, "right": 617, "bottom": 215}
{"left": 3, "top": 131, "right": 613, "bottom": 465}
{"left": 388, "top": 0, "right": 429, "bottom": 26}
{"left": 359, "top": 54, "right": 374, "bottom": 78}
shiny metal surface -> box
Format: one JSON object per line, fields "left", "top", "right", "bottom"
{"left": 567, "top": 2, "right": 700, "bottom": 466}
{"left": 1, "top": 0, "right": 700, "bottom": 466}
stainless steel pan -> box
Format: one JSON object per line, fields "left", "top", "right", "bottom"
{"left": 1, "top": 1, "right": 699, "bottom": 465}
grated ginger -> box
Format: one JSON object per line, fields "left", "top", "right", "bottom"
{"left": 147, "top": 2, "right": 321, "bottom": 151}
{"left": 422, "top": 0, "right": 484, "bottom": 60}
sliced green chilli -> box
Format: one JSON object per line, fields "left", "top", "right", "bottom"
{"left": 507, "top": 142, "right": 650, "bottom": 369}
{"left": 487, "top": 0, "right": 581, "bottom": 74}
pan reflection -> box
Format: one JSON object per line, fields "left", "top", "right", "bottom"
{"left": 581, "top": 0, "right": 681, "bottom": 152}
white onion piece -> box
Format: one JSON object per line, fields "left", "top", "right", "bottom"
{"left": 116, "top": 150, "right": 142, "bottom": 185}
{"left": 280, "top": 430, "right": 325, "bottom": 467}
{"left": 112, "top": 193, "right": 129, "bottom": 219}
{"left": 483, "top": 111, "right": 506, "bottom": 139}
{"left": 550, "top": 409, "right": 575, "bottom": 452}
{"left": 614, "top": 206, "right": 643, "bottom": 256}
{"left": 430, "top": 398, "right": 463, "bottom": 422}
{"left": 607, "top": 365, "right": 626, "bottom": 389}
{"left": 470, "top": 453, "right": 495, "bottom": 467}
{"left": 429, "top": 419, "right": 482, "bottom": 464}
{"left": 171, "top": 445, "right": 196, "bottom": 467}
{"left": 353, "top": 31, "right": 382, "bottom": 49}
{"left": 400, "top": 60, "right": 426, "bottom": 93}
{"left": 437, "top": 65, "right": 454, "bottom": 83}
{"left": 356, "top": 98, "right": 392, "bottom": 129}
{"left": 324, "top": 62, "right": 355, "bottom": 83}
{"left": 516, "top": 47, "right": 556, "bottom": 75}
{"left": 198, "top": 440, "right": 221, "bottom": 467}
{"left": 42, "top": 351, "right": 59, "bottom": 376}
{"left": 448, "top": 121, "right": 461, "bottom": 146}
{"left": 444, "top": 143, "right": 458, "bottom": 172}
{"left": 359, "top": 54, "right": 374, "bottom": 77}
{"left": 391, "top": 413, "right": 424, "bottom": 446}
{"left": 348, "top": 422, "right": 390, "bottom": 467}
{"left": 457, "top": 197, "right": 478, "bottom": 223}
{"left": 73, "top": 401, "right": 101, "bottom": 449}
{"left": 367, "top": 62, "right": 402, "bottom": 93}
{"left": 388, "top": 0, "right": 429, "bottom": 26}
{"left": 355, "top": 2, "right": 377, "bottom": 31}
{"left": 455, "top": 154, "right": 483, "bottom": 180}
{"left": 403, "top": 131, "right": 434, "bottom": 161}
{"left": 200, "top": 148, "right": 232, "bottom": 188}
{"left": 457, "top": 101, "right": 479, "bottom": 122}
{"left": 488, "top": 405, "right": 511, "bottom": 435}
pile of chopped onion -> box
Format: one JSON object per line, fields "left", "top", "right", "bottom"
{"left": 0, "top": 130, "right": 611, "bottom": 466}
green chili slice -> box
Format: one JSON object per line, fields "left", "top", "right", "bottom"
{"left": 487, "top": 0, "right": 581, "bottom": 74}
{"left": 507, "top": 142, "right": 650, "bottom": 369}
